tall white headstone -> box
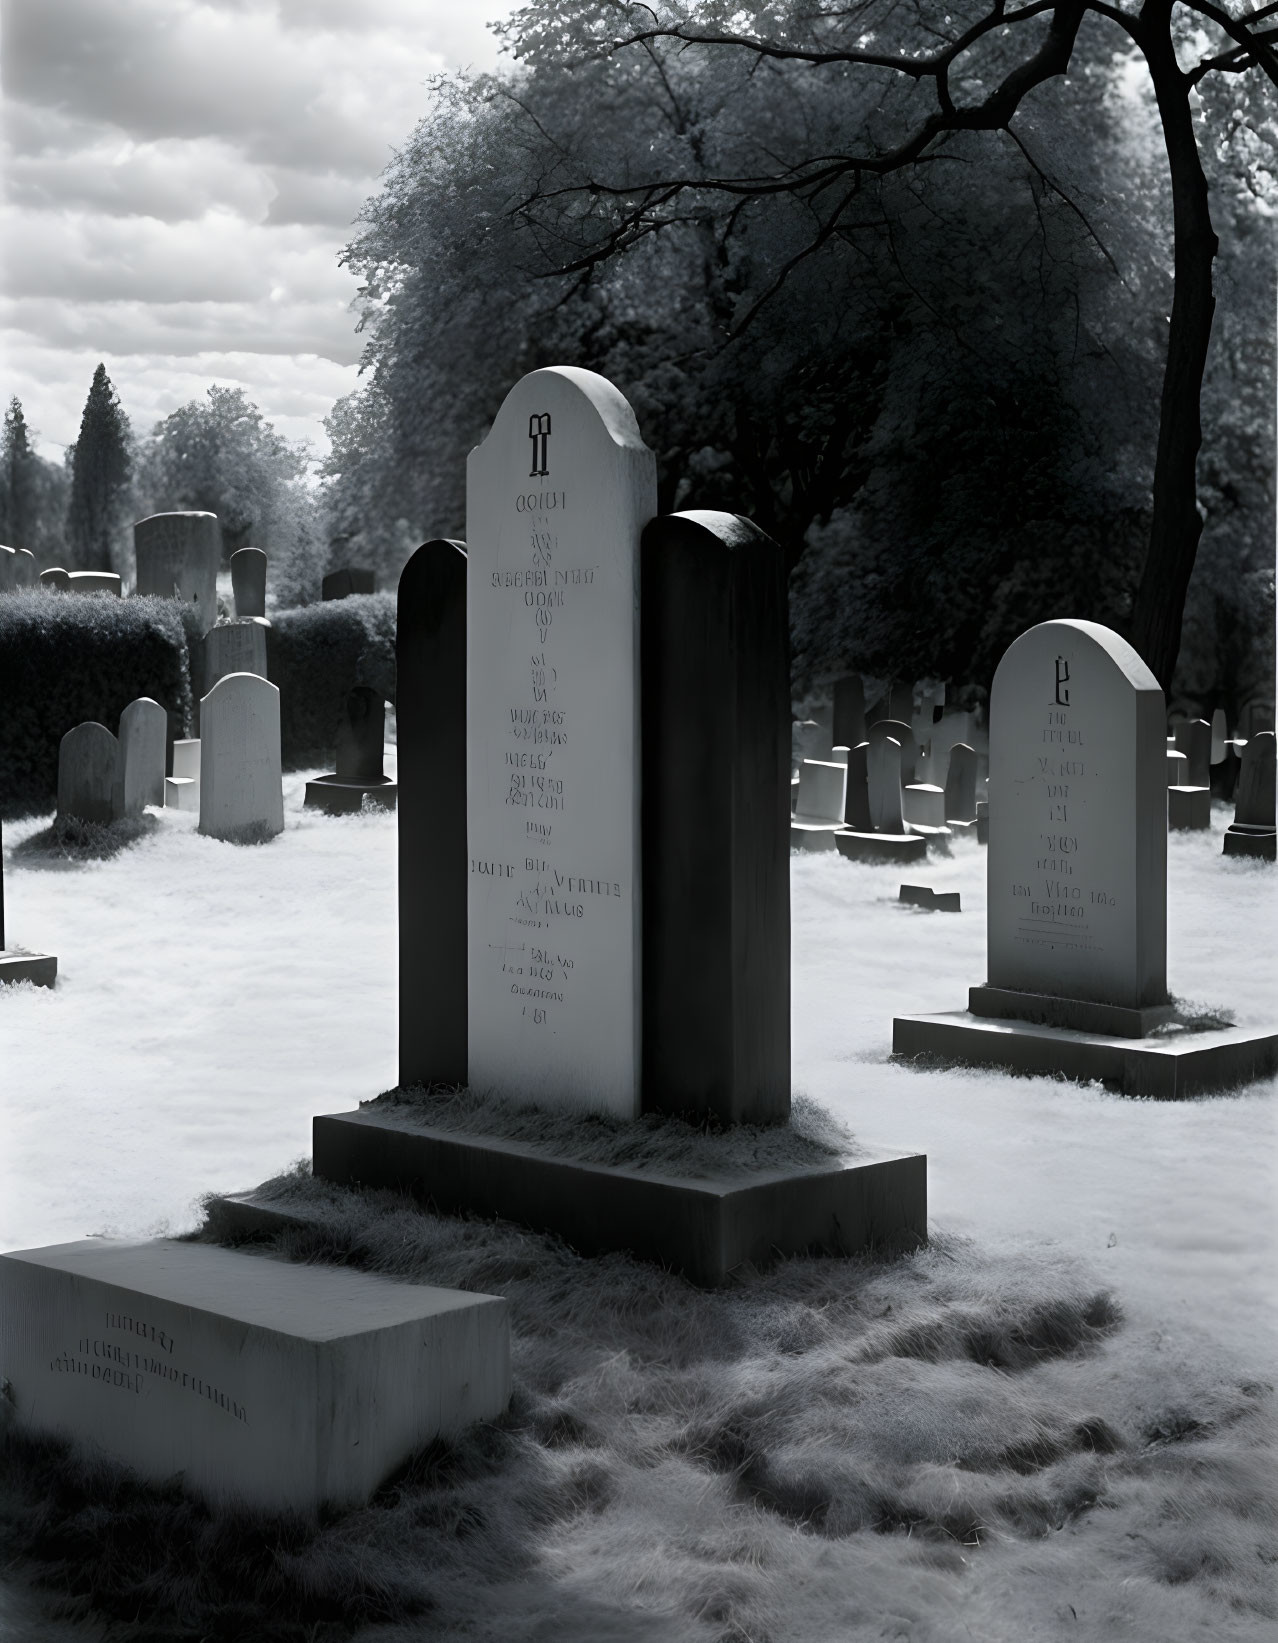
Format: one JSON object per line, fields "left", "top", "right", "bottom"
{"left": 466, "top": 368, "right": 656, "bottom": 1115}
{"left": 986, "top": 619, "right": 1167, "bottom": 1010}
{"left": 198, "top": 673, "right": 284, "bottom": 843}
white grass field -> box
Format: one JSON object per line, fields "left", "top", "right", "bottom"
{"left": 1, "top": 785, "right": 1274, "bottom": 1641}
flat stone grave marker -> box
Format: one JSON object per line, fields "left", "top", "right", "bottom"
{"left": 115, "top": 698, "right": 167, "bottom": 815}
{"left": 0, "top": 1238, "right": 510, "bottom": 1516}
{"left": 231, "top": 547, "right": 267, "bottom": 619}
{"left": 466, "top": 366, "right": 656, "bottom": 1116}
{"left": 1223, "top": 731, "right": 1276, "bottom": 860}
{"left": 198, "top": 673, "right": 284, "bottom": 843}
{"left": 134, "top": 512, "right": 220, "bottom": 634}
{"left": 57, "top": 723, "right": 121, "bottom": 824}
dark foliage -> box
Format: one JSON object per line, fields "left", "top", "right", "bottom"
{"left": 67, "top": 364, "right": 132, "bottom": 575}
{"left": 0, "top": 594, "right": 192, "bottom": 820}
{"left": 267, "top": 593, "right": 396, "bottom": 769}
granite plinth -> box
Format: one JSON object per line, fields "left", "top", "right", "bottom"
{"left": 0, "top": 950, "right": 57, "bottom": 987}
{"left": 834, "top": 829, "right": 927, "bottom": 865}
{"left": 892, "top": 1012, "right": 1278, "bottom": 1098}
{"left": 1168, "top": 785, "right": 1211, "bottom": 831}
{"left": 164, "top": 776, "right": 198, "bottom": 811}
{"left": 790, "top": 819, "right": 842, "bottom": 851}
{"left": 968, "top": 983, "right": 1174, "bottom": 1038}
{"left": 0, "top": 1238, "right": 510, "bottom": 1516}
{"left": 1223, "top": 825, "right": 1276, "bottom": 861}
{"left": 312, "top": 1108, "right": 926, "bottom": 1286}
{"left": 304, "top": 775, "right": 398, "bottom": 814}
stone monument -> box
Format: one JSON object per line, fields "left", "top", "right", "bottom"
{"left": 198, "top": 673, "right": 284, "bottom": 843}
{"left": 834, "top": 734, "right": 928, "bottom": 864}
{"left": 115, "top": 698, "right": 167, "bottom": 816}
{"left": 321, "top": 567, "right": 375, "bottom": 600}
{"left": 231, "top": 547, "right": 267, "bottom": 619}
{"left": 1223, "top": 731, "right": 1276, "bottom": 860}
{"left": 134, "top": 512, "right": 220, "bottom": 635}
{"left": 893, "top": 620, "right": 1278, "bottom": 1095}
{"left": 304, "top": 686, "right": 398, "bottom": 814}
{"left": 57, "top": 723, "right": 121, "bottom": 825}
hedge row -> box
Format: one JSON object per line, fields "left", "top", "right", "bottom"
{"left": 0, "top": 591, "right": 399, "bottom": 818}
{"left": 0, "top": 593, "right": 193, "bottom": 820}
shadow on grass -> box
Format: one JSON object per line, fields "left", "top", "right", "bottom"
{"left": 12, "top": 813, "right": 160, "bottom": 866}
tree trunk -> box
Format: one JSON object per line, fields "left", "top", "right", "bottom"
{"left": 1129, "top": 0, "right": 1219, "bottom": 694}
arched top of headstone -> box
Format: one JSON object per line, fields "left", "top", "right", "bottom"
{"left": 662, "top": 509, "right": 769, "bottom": 551}
{"left": 994, "top": 619, "right": 1159, "bottom": 699}
{"left": 135, "top": 511, "right": 219, "bottom": 527}
{"left": 474, "top": 366, "right": 651, "bottom": 464}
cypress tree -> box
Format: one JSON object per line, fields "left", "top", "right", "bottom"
{"left": 68, "top": 364, "right": 132, "bottom": 572}
{"left": 0, "top": 397, "right": 38, "bottom": 551}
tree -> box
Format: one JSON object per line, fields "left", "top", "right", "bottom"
{"left": 0, "top": 397, "right": 38, "bottom": 551}
{"left": 492, "top": 0, "right": 1277, "bottom": 692}
{"left": 67, "top": 364, "right": 132, "bottom": 574}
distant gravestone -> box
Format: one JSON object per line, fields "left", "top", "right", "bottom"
{"left": 203, "top": 619, "right": 268, "bottom": 695}
{"left": 40, "top": 567, "right": 71, "bottom": 591}
{"left": 832, "top": 674, "right": 866, "bottom": 749}
{"left": 790, "top": 758, "right": 848, "bottom": 849}
{"left": 976, "top": 619, "right": 1168, "bottom": 1028}
{"left": 1210, "top": 708, "right": 1228, "bottom": 765}
{"left": 1223, "top": 731, "right": 1276, "bottom": 861}
{"left": 1174, "top": 718, "right": 1212, "bottom": 788}
{"left": 304, "top": 687, "right": 397, "bottom": 814}
{"left": 868, "top": 736, "right": 906, "bottom": 834}
{"left": 0, "top": 546, "right": 13, "bottom": 590}
{"left": 1166, "top": 749, "right": 1188, "bottom": 786}
{"left": 844, "top": 741, "right": 872, "bottom": 831}
{"left": 57, "top": 723, "right": 121, "bottom": 825}
{"left": 7, "top": 548, "right": 37, "bottom": 589}
{"left": 134, "top": 512, "right": 221, "bottom": 634}
{"left": 230, "top": 547, "right": 267, "bottom": 619}
{"left": 869, "top": 717, "right": 918, "bottom": 785}
{"left": 397, "top": 541, "right": 468, "bottom": 1089}
{"left": 198, "top": 673, "right": 284, "bottom": 843}
{"left": 115, "top": 698, "right": 167, "bottom": 816}
{"left": 944, "top": 743, "right": 978, "bottom": 824}
{"left": 66, "top": 571, "right": 121, "bottom": 596}
{"left": 466, "top": 366, "right": 656, "bottom": 1116}
{"left": 321, "top": 567, "right": 376, "bottom": 601}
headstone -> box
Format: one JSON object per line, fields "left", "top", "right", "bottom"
{"left": 203, "top": 619, "right": 268, "bottom": 695}
{"left": 944, "top": 743, "right": 978, "bottom": 823}
{"left": 40, "top": 567, "right": 71, "bottom": 591}
{"left": 66, "top": 571, "right": 121, "bottom": 596}
{"left": 303, "top": 687, "right": 397, "bottom": 814}
{"left": 1166, "top": 749, "right": 1188, "bottom": 786}
{"left": 230, "top": 547, "right": 267, "bottom": 619}
{"left": 832, "top": 674, "right": 866, "bottom": 749}
{"left": 1173, "top": 718, "right": 1212, "bottom": 788}
{"left": 11, "top": 548, "right": 36, "bottom": 589}
{"left": 1168, "top": 785, "right": 1211, "bottom": 831}
{"left": 466, "top": 367, "right": 656, "bottom": 1116}
{"left": 869, "top": 717, "right": 918, "bottom": 785}
{"left": 198, "top": 673, "right": 284, "bottom": 843}
{"left": 321, "top": 567, "right": 376, "bottom": 600}
{"left": 868, "top": 736, "right": 906, "bottom": 834}
{"left": 57, "top": 723, "right": 121, "bottom": 824}
{"left": 790, "top": 758, "right": 847, "bottom": 850}
{"left": 902, "top": 782, "right": 947, "bottom": 830}
{"left": 0, "top": 1239, "right": 510, "bottom": 1516}
{"left": 640, "top": 510, "right": 789, "bottom": 1124}
{"left": 0, "top": 545, "right": 13, "bottom": 590}
{"left": 980, "top": 619, "right": 1167, "bottom": 1023}
{"left": 115, "top": 698, "right": 167, "bottom": 815}
{"left": 1223, "top": 731, "right": 1276, "bottom": 861}
{"left": 843, "top": 741, "right": 872, "bottom": 831}
{"left": 1210, "top": 708, "right": 1228, "bottom": 765}
{"left": 133, "top": 512, "right": 221, "bottom": 635}
{"left": 397, "top": 541, "right": 468, "bottom": 1089}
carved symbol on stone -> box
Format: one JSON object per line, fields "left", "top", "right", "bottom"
{"left": 1054, "top": 657, "right": 1071, "bottom": 707}
{"left": 528, "top": 412, "right": 551, "bottom": 477}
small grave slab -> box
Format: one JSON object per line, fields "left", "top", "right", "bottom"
{"left": 0, "top": 1239, "right": 510, "bottom": 1516}
{"left": 0, "top": 950, "right": 57, "bottom": 987}
{"left": 898, "top": 884, "right": 961, "bottom": 912}
{"left": 835, "top": 829, "right": 927, "bottom": 865}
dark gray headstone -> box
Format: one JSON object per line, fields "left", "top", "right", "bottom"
{"left": 398, "top": 540, "right": 467, "bottom": 1089}
{"left": 1173, "top": 718, "right": 1211, "bottom": 788}
{"left": 832, "top": 674, "right": 866, "bottom": 749}
{"left": 944, "top": 743, "right": 977, "bottom": 822}
{"left": 869, "top": 717, "right": 917, "bottom": 785}
{"left": 40, "top": 568, "right": 71, "bottom": 591}
{"left": 134, "top": 512, "right": 221, "bottom": 635}
{"left": 57, "top": 723, "right": 120, "bottom": 824}
{"left": 335, "top": 687, "right": 386, "bottom": 784}
{"left": 843, "top": 741, "right": 872, "bottom": 831}
{"left": 231, "top": 548, "right": 267, "bottom": 619}
{"left": 322, "top": 567, "right": 376, "bottom": 601}
{"left": 868, "top": 735, "right": 905, "bottom": 834}
{"left": 1231, "top": 732, "right": 1276, "bottom": 829}
{"left": 641, "top": 510, "right": 790, "bottom": 1127}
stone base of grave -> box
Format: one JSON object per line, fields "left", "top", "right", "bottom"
{"left": 789, "top": 817, "right": 843, "bottom": 851}
{"left": 0, "top": 1238, "right": 510, "bottom": 1516}
{"left": 968, "top": 983, "right": 1175, "bottom": 1039}
{"left": 906, "top": 822, "right": 951, "bottom": 852}
{"left": 1223, "top": 824, "right": 1277, "bottom": 862}
{"left": 892, "top": 1011, "right": 1278, "bottom": 1098}
{"left": 946, "top": 818, "right": 979, "bottom": 838}
{"left": 1168, "top": 785, "right": 1211, "bottom": 830}
{"left": 309, "top": 1109, "right": 927, "bottom": 1286}
{"left": 0, "top": 949, "right": 57, "bottom": 988}
{"left": 164, "top": 775, "right": 198, "bottom": 812}
{"left": 304, "top": 774, "right": 398, "bottom": 814}
{"left": 835, "top": 829, "right": 928, "bottom": 865}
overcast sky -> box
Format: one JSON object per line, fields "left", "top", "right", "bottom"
{"left": 1, "top": 0, "right": 512, "bottom": 466}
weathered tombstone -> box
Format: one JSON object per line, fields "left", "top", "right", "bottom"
{"left": 0, "top": 1238, "right": 510, "bottom": 1516}
{"left": 902, "top": 780, "right": 949, "bottom": 838}
{"left": 9, "top": 548, "right": 37, "bottom": 589}
{"left": 0, "top": 816, "right": 57, "bottom": 987}
{"left": 1166, "top": 748, "right": 1188, "bottom": 786}
{"left": 640, "top": 510, "right": 790, "bottom": 1124}
{"left": 133, "top": 512, "right": 221, "bottom": 634}
{"left": 1223, "top": 731, "right": 1276, "bottom": 861}
{"left": 832, "top": 674, "right": 866, "bottom": 749}
{"left": 944, "top": 743, "right": 978, "bottom": 828}
{"left": 869, "top": 717, "right": 918, "bottom": 785}
{"left": 203, "top": 619, "right": 268, "bottom": 695}
{"left": 198, "top": 673, "right": 284, "bottom": 843}
{"left": 1210, "top": 709, "right": 1228, "bottom": 766}
{"left": 465, "top": 366, "right": 656, "bottom": 1116}
{"left": 40, "top": 567, "right": 71, "bottom": 591}
{"left": 835, "top": 735, "right": 927, "bottom": 864}
{"left": 304, "top": 687, "right": 397, "bottom": 814}
{"left": 321, "top": 567, "right": 376, "bottom": 600}
{"left": 165, "top": 737, "right": 200, "bottom": 812}
{"left": 57, "top": 723, "right": 121, "bottom": 825}
{"left": 843, "top": 741, "right": 873, "bottom": 831}
{"left": 894, "top": 620, "right": 1278, "bottom": 1093}
{"left": 231, "top": 547, "right": 267, "bottom": 619}
{"left": 868, "top": 735, "right": 906, "bottom": 834}
{"left": 115, "top": 698, "right": 167, "bottom": 816}
{"left": 790, "top": 759, "right": 847, "bottom": 850}
{"left": 66, "top": 571, "right": 121, "bottom": 596}
{"left": 397, "top": 541, "right": 468, "bottom": 1090}
{"left": 1174, "top": 718, "right": 1212, "bottom": 788}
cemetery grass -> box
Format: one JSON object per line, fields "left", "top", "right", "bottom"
{"left": 0, "top": 789, "right": 1274, "bottom": 1643}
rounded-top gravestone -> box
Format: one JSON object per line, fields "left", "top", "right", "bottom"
{"left": 198, "top": 672, "right": 284, "bottom": 843}
{"left": 134, "top": 512, "right": 221, "bottom": 635}
{"left": 115, "top": 698, "right": 168, "bottom": 815}
{"left": 231, "top": 547, "right": 267, "bottom": 619}
{"left": 40, "top": 567, "right": 71, "bottom": 591}
{"left": 984, "top": 619, "right": 1167, "bottom": 1013}
{"left": 57, "top": 723, "right": 121, "bottom": 825}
